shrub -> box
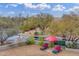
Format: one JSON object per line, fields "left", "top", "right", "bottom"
{"left": 38, "top": 41, "right": 44, "bottom": 46}
{"left": 26, "top": 37, "right": 35, "bottom": 45}
{"left": 66, "top": 41, "right": 77, "bottom": 49}
{"left": 39, "top": 36, "right": 44, "bottom": 41}
{"left": 72, "top": 42, "right": 77, "bottom": 49}
{"left": 34, "top": 32, "right": 43, "bottom": 35}
{"left": 38, "top": 32, "right": 43, "bottom": 35}
{"left": 66, "top": 42, "right": 71, "bottom": 48}
{"left": 6, "top": 29, "right": 18, "bottom": 37}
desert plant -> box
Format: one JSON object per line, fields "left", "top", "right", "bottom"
{"left": 66, "top": 42, "right": 72, "bottom": 48}
{"left": 26, "top": 37, "right": 35, "bottom": 45}
{"left": 38, "top": 32, "right": 43, "bottom": 35}
{"left": 38, "top": 41, "right": 44, "bottom": 46}
{"left": 66, "top": 41, "right": 77, "bottom": 49}
{"left": 71, "top": 42, "right": 77, "bottom": 49}
{"left": 39, "top": 36, "right": 44, "bottom": 41}
{"left": 38, "top": 36, "right": 44, "bottom": 46}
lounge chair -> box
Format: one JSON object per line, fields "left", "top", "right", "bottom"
{"left": 40, "top": 43, "right": 48, "bottom": 50}
{"left": 52, "top": 45, "right": 62, "bottom": 54}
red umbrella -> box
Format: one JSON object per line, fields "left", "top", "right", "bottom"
{"left": 45, "top": 36, "right": 57, "bottom": 42}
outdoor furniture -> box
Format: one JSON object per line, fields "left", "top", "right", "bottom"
{"left": 44, "top": 35, "right": 57, "bottom": 47}
{"left": 52, "top": 45, "right": 62, "bottom": 54}
{"left": 45, "top": 36, "right": 57, "bottom": 42}
{"left": 55, "top": 40, "right": 65, "bottom": 46}
{"left": 52, "top": 49, "right": 59, "bottom": 54}
{"left": 40, "top": 43, "right": 48, "bottom": 50}
{"left": 54, "top": 40, "right": 66, "bottom": 50}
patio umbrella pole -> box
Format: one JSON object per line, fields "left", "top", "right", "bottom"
{"left": 49, "top": 42, "right": 54, "bottom": 48}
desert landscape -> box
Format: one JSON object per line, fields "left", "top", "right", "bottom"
{"left": 0, "top": 3, "right": 79, "bottom": 56}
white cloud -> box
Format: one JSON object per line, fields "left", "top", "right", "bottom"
{"left": 10, "top": 4, "right": 18, "bottom": 7}
{"left": 5, "top": 4, "right": 18, "bottom": 8}
{"left": 0, "top": 0, "right": 78, "bottom": 3}
{"left": 24, "top": 3, "right": 37, "bottom": 9}
{"left": 52, "top": 4, "right": 66, "bottom": 11}
{"left": 22, "top": 11, "right": 25, "bottom": 14}
{"left": 24, "top": 3, "right": 51, "bottom": 10}
{"left": 8, "top": 11, "right": 15, "bottom": 15}
{"left": 66, "top": 6, "right": 79, "bottom": 12}
{"left": 31, "top": 13, "right": 38, "bottom": 15}
{"left": 21, "top": 11, "right": 27, "bottom": 14}
{"left": 18, "top": 3, "right": 23, "bottom": 4}
{"left": 36, "top": 3, "right": 51, "bottom": 9}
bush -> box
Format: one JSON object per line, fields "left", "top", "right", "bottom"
{"left": 26, "top": 37, "right": 35, "bottom": 45}
{"left": 72, "top": 42, "right": 77, "bottom": 49}
{"left": 38, "top": 32, "right": 43, "bottom": 35}
{"left": 6, "top": 29, "right": 18, "bottom": 37}
{"left": 39, "top": 37, "right": 44, "bottom": 41}
{"left": 66, "top": 41, "right": 77, "bottom": 49}
{"left": 38, "top": 41, "right": 44, "bottom": 46}
{"left": 38, "top": 37, "right": 44, "bottom": 46}
{"left": 66, "top": 43, "right": 71, "bottom": 48}
{"left": 34, "top": 32, "right": 43, "bottom": 35}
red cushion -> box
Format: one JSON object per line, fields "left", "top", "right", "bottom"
{"left": 54, "top": 45, "right": 61, "bottom": 51}
{"left": 43, "top": 43, "right": 48, "bottom": 47}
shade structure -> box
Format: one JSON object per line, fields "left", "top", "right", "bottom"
{"left": 45, "top": 36, "right": 57, "bottom": 42}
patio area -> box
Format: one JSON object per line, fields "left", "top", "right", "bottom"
{"left": 0, "top": 45, "right": 79, "bottom": 56}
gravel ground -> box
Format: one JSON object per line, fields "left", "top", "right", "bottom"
{"left": 0, "top": 45, "right": 79, "bottom": 56}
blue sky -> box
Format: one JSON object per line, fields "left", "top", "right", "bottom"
{"left": 0, "top": 3, "right": 79, "bottom": 17}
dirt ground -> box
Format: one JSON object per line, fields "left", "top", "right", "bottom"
{"left": 0, "top": 45, "right": 79, "bottom": 56}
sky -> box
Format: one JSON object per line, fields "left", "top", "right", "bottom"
{"left": 0, "top": 3, "right": 79, "bottom": 17}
